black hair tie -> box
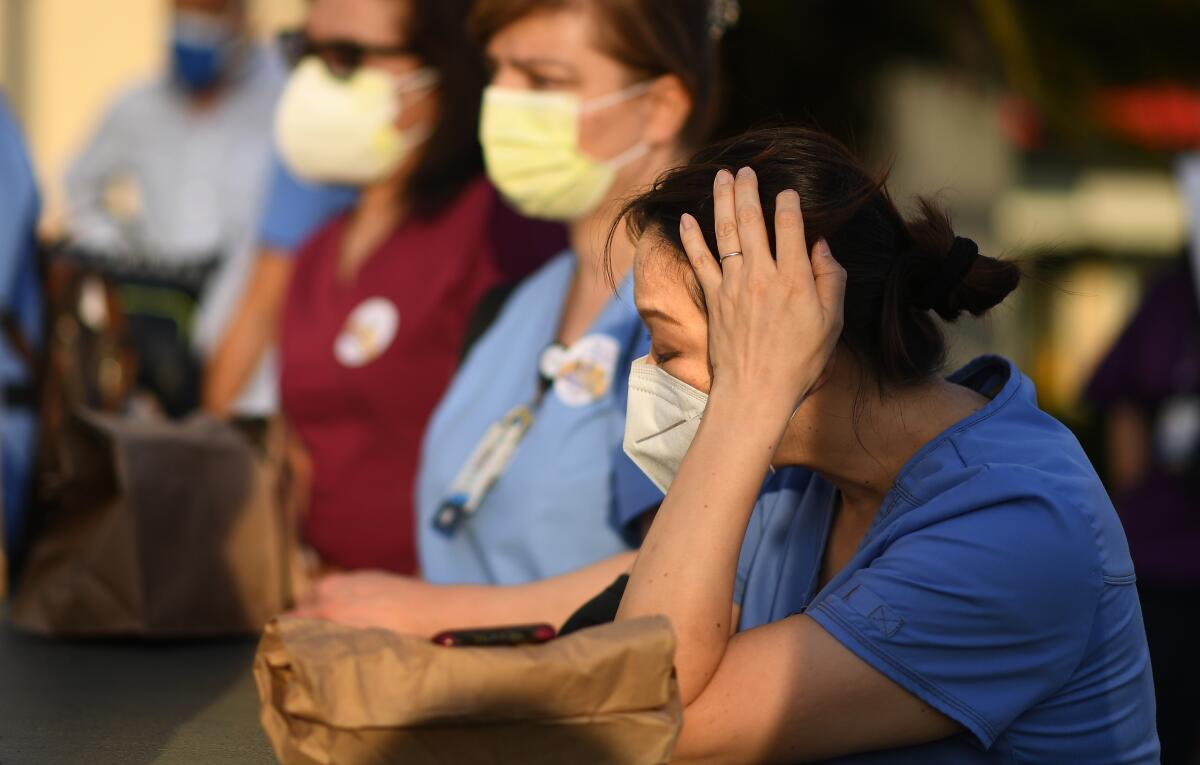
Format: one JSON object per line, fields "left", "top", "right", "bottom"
{"left": 914, "top": 236, "right": 980, "bottom": 313}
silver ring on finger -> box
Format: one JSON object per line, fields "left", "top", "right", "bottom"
{"left": 719, "top": 251, "right": 743, "bottom": 263}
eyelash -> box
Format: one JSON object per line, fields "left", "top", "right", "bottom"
{"left": 652, "top": 350, "right": 681, "bottom": 365}
{"left": 529, "top": 74, "right": 573, "bottom": 90}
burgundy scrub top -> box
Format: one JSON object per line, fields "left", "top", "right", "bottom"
{"left": 280, "top": 176, "right": 563, "bottom": 573}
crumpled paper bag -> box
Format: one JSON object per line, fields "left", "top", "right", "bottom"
{"left": 255, "top": 615, "right": 682, "bottom": 765}
{"left": 9, "top": 409, "right": 292, "bottom": 636}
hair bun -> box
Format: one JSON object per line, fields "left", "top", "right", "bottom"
{"left": 912, "top": 237, "right": 980, "bottom": 315}
{"left": 905, "top": 200, "right": 1020, "bottom": 322}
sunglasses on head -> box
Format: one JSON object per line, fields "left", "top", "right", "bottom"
{"left": 278, "top": 29, "right": 414, "bottom": 78}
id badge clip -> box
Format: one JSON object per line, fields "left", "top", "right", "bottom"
{"left": 433, "top": 404, "right": 535, "bottom": 535}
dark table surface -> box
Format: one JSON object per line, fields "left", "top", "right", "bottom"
{"left": 0, "top": 621, "right": 276, "bottom": 765}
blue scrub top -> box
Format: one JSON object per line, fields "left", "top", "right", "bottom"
{"left": 734, "top": 356, "right": 1159, "bottom": 763}
{"left": 0, "top": 95, "right": 42, "bottom": 553}
{"left": 256, "top": 154, "right": 357, "bottom": 251}
{"left": 416, "top": 252, "right": 661, "bottom": 584}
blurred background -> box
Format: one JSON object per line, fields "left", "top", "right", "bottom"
{"left": 2, "top": 0, "right": 1197, "bottom": 434}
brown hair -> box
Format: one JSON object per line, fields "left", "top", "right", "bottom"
{"left": 402, "top": 0, "right": 487, "bottom": 217}
{"left": 469, "top": 0, "right": 721, "bottom": 149}
{"left": 618, "top": 126, "right": 1021, "bottom": 389}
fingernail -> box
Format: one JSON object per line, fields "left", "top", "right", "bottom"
{"left": 680, "top": 213, "right": 696, "bottom": 231}
{"left": 737, "top": 166, "right": 755, "bottom": 180}
{"left": 814, "top": 238, "right": 832, "bottom": 259}
{"left": 715, "top": 169, "right": 733, "bottom": 187}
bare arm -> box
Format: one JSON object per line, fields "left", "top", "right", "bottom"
{"left": 203, "top": 248, "right": 293, "bottom": 415}
{"left": 671, "top": 615, "right": 960, "bottom": 764}
{"left": 294, "top": 550, "right": 637, "bottom": 636}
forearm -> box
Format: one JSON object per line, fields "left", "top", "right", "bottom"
{"left": 424, "top": 551, "right": 638, "bottom": 634}
{"left": 617, "top": 390, "right": 791, "bottom": 702}
{"left": 204, "top": 250, "right": 292, "bottom": 414}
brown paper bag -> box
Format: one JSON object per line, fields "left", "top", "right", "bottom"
{"left": 255, "top": 616, "right": 683, "bottom": 765}
{"left": 8, "top": 409, "right": 293, "bottom": 636}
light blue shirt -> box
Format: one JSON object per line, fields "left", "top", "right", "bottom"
{"left": 416, "top": 253, "right": 661, "bottom": 584}
{"left": 255, "top": 154, "right": 356, "bottom": 251}
{"left": 1, "top": 94, "right": 42, "bottom": 553}
{"left": 64, "top": 47, "right": 285, "bottom": 414}
{"left": 734, "top": 356, "right": 1159, "bottom": 764}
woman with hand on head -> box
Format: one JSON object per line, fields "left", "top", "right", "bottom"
{"left": 296, "top": 0, "right": 723, "bottom": 632}
{"left": 614, "top": 127, "right": 1158, "bottom": 763}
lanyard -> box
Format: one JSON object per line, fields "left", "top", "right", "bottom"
{"left": 431, "top": 292, "right": 644, "bottom": 536}
{"left": 431, "top": 343, "right": 567, "bottom": 535}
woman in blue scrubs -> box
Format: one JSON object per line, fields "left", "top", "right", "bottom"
{"left": 613, "top": 126, "right": 1159, "bottom": 763}
{"left": 295, "top": 0, "right": 724, "bottom": 628}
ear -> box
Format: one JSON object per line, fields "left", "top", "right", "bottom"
{"left": 641, "top": 74, "right": 693, "bottom": 148}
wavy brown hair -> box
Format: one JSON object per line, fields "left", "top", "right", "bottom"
{"left": 402, "top": 0, "right": 487, "bottom": 217}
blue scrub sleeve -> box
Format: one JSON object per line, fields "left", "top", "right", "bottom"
{"left": 807, "top": 471, "right": 1101, "bottom": 749}
{"left": 610, "top": 449, "right": 662, "bottom": 547}
{"left": 733, "top": 499, "right": 767, "bottom": 607}
{"left": 0, "top": 99, "right": 37, "bottom": 311}
{"left": 256, "top": 154, "right": 357, "bottom": 251}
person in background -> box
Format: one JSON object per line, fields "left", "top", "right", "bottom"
{"left": 1084, "top": 155, "right": 1200, "bottom": 765}
{"left": 274, "top": 0, "right": 563, "bottom": 575}
{"left": 64, "top": 0, "right": 282, "bottom": 417}
{"left": 0, "top": 93, "right": 43, "bottom": 575}
{"left": 296, "top": 0, "right": 722, "bottom": 633}
{"left": 202, "top": 157, "right": 356, "bottom": 417}
{"left": 610, "top": 126, "right": 1157, "bottom": 763}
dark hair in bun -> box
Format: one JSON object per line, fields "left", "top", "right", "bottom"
{"left": 616, "top": 126, "right": 1021, "bottom": 389}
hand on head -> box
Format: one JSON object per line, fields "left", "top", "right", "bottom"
{"left": 678, "top": 166, "right": 846, "bottom": 416}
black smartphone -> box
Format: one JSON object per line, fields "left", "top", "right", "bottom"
{"left": 431, "top": 623, "right": 557, "bottom": 647}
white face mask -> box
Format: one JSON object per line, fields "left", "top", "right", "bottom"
{"left": 622, "top": 355, "right": 709, "bottom": 493}
{"left": 479, "top": 81, "right": 653, "bottom": 221}
{"left": 274, "top": 57, "right": 439, "bottom": 186}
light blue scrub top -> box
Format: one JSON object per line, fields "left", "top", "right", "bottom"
{"left": 0, "top": 95, "right": 43, "bottom": 555}
{"left": 416, "top": 252, "right": 661, "bottom": 584}
{"left": 256, "top": 155, "right": 357, "bottom": 251}
{"left": 734, "top": 356, "right": 1159, "bottom": 764}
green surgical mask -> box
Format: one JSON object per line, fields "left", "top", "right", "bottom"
{"left": 479, "top": 81, "right": 652, "bottom": 221}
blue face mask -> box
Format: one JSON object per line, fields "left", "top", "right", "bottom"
{"left": 170, "top": 12, "right": 235, "bottom": 93}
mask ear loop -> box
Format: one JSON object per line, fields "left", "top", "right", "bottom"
{"left": 578, "top": 78, "right": 656, "bottom": 115}
{"left": 577, "top": 79, "right": 657, "bottom": 171}
{"left": 395, "top": 67, "right": 440, "bottom": 95}
{"left": 392, "top": 68, "right": 441, "bottom": 147}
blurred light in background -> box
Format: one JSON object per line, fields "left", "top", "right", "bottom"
{"left": 0, "top": 0, "right": 306, "bottom": 230}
